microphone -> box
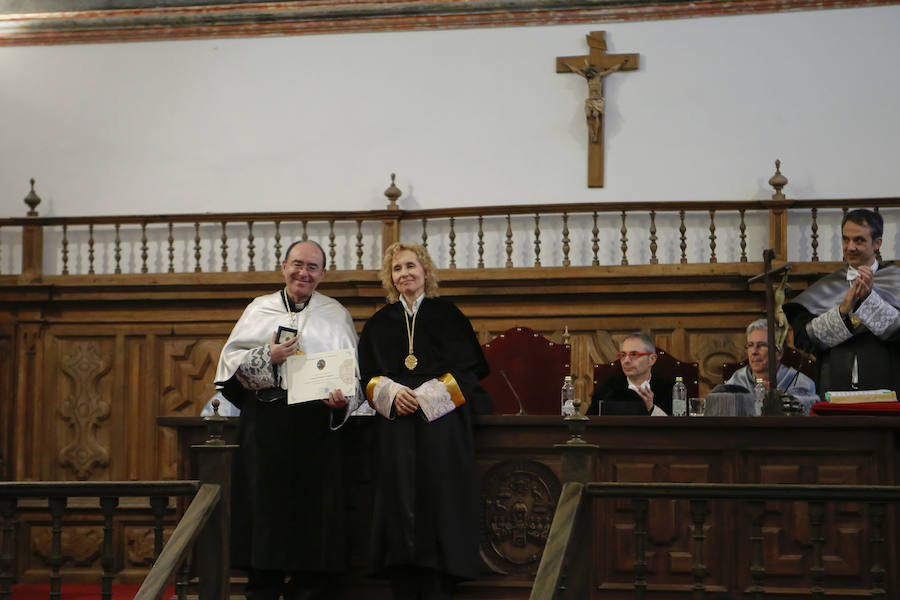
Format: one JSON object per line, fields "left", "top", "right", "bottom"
{"left": 500, "top": 370, "right": 527, "bottom": 416}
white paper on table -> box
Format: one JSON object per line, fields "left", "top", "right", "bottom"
{"left": 285, "top": 348, "right": 357, "bottom": 404}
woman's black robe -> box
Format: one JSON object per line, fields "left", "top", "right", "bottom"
{"left": 358, "top": 297, "right": 492, "bottom": 580}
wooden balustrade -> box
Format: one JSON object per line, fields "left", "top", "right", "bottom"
{"left": 0, "top": 415, "right": 235, "bottom": 600}
{"left": 527, "top": 419, "right": 900, "bottom": 600}
{"left": 1, "top": 170, "right": 897, "bottom": 278}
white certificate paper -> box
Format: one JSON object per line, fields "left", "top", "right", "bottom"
{"left": 285, "top": 348, "right": 357, "bottom": 404}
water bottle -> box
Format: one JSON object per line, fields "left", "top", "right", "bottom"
{"left": 672, "top": 376, "right": 687, "bottom": 416}
{"left": 561, "top": 375, "right": 577, "bottom": 416}
{"left": 753, "top": 377, "right": 767, "bottom": 416}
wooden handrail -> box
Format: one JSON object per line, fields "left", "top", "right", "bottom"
{"left": 134, "top": 483, "right": 222, "bottom": 600}
{"left": 528, "top": 481, "right": 584, "bottom": 600}
{"left": 0, "top": 481, "right": 200, "bottom": 499}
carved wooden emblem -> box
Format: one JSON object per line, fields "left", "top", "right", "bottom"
{"left": 480, "top": 460, "right": 560, "bottom": 574}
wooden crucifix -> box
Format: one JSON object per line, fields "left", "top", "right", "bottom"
{"left": 748, "top": 248, "right": 792, "bottom": 406}
{"left": 556, "top": 31, "right": 639, "bottom": 188}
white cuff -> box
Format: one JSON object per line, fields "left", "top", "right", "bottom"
{"left": 855, "top": 290, "right": 900, "bottom": 338}
{"left": 806, "top": 305, "right": 853, "bottom": 349}
{"left": 371, "top": 377, "right": 402, "bottom": 420}
{"left": 235, "top": 345, "right": 277, "bottom": 390}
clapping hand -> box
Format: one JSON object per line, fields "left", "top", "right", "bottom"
{"left": 840, "top": 265, "right": 874, "bottom": 316}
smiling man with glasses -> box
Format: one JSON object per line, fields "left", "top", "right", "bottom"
{"left": 724, "top": 318, "right": 819, "bottom": 414}
{"left": 587, "top": 331, "right": 672, "bottom": 416}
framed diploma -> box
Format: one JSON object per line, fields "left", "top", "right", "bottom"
{"left": 275, "top": 325, "right": 298, "bottom": 345}
{"left": 284, "top": 348, "right": 357, "bottom": 404}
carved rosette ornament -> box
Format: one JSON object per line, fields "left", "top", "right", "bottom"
{"left": 480, "top": 460, "right": 561, "bottom": 574}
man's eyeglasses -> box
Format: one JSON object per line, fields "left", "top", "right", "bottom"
{"left": 616, "top": 351, "right": 654, "bottom": 360}
{"left": 744, "top": 342, "right": 768, "bottom": 350}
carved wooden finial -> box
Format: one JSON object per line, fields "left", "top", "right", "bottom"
{"left": 384, "top": 173, "right": 402, "bottom": 211}
{"left": 768, "top": 159, "right": 788, "bottom": 202}
{"left": 24, "top": 178, "right": 41, "bottom": 217}
{"left": 563, "top": 325, "right": 571, "bottom": 344}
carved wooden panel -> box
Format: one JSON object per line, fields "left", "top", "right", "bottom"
{"left": 46, "top": 336, "right": 116, "bottom": 481}
{"left": 480, "top": 460, "right": 561, "bottom": 575}
{"left": 600, "top": 455, "right": 725, "bottom": 584}
{"left": 156, "top": 336, "right": 226, "bottom": 480}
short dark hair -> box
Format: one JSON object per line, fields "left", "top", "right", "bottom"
{"left": 842, "top": 209, "right": 883, "bottom": 241}
{"left": 621, "top": 331, "right": 655, "bottom": 353}
{"left": 283, "top": 240, "right": 327, "bottom": 269}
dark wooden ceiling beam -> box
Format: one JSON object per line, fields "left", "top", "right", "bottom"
{"left": 1, "top": 0, "right": 897, "bottom": 45}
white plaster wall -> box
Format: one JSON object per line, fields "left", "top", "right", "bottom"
{"left": 1, "top": 5, "right": 898, "bottom": 220}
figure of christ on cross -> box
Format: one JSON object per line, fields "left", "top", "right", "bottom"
{"left": 556, "top": 31, "right": 639, "bottom": 187}
{"left": 563, "top": 58, "right": 629, "bottom": 145}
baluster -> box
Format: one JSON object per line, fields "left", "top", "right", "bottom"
{"left": 302, "top": 221, "right": 309, "bottom": 241}
{"left": 591, "top": 211, "right": 599, "bottom": 266}
{"left": 0, "top": 497, "right": 17, "bottom": 600}
{"left": 140, "top": 223, "right": 149, "bottom": 274}
{"left": 150, "top": 495, "right": 167, "bottom": 559}
{"left": 809, "top": 501, "right": 826, "bottom": 600}
{"left": 247, "top": 221, "right": 256, "bottom": 272}
{"left": 220, "top": 221, "right": 228, "bottom": 272}
{"left": 193, "top": 223, "right": 202, "bottom": 273}
{"left": 631, "top": 498, "right": 649, "bottom": 600}
{"left": 708, "top": 210, "right": 717, "bottom": 263}
{"left": 113, "top": 223, "right": 122, "bottom": 274}
{"left": 48, "top": 496, "right": 67, "bottom": 600}
{"left": 175, "top": 552, "right": 191, "bottom": 600}
{"left": 449, "top": 217, "right": 457, "bottom": 269}
{"left": 869, "top": 502, "right": 886, "bottom": 599}
{"left": 328, "top": 220, "right": 336, "bottom": 270}
{"left": 88, "top": 224, "right": 95, "bottom": 274}
{"left": 0, "top": 225, "right": 3, "bottom": 275}
{"left": 739, "top": 209, "right": 747, "bottom": 262}
{"left": 100, "top": 496, "right": 118, "bottom": 600}
{"left": 533, "top": 214, "right": 541, "bottom": 267}
{"left": 679, "top": 210, "right": 688, "bottom": 264}
{"left": 355, "top": 220, "right": 364, "bottom": 270}
{"left": 505, "top": 215, "right": 513, "bottom": 268}
{"left": 748, "top": 500, "right": 766, "bottom": 599}
{"left": 273, "top": 221, "right": 282, "bottom": 270}
{"left": 61, "top": 224, "right": 69, "bottom": 275}
{"left": 620, "top": 211, "right": 628, "bottom": 266}
{"left": 689, "top": 499, "right": 709, "bottom": 600}
{"left": 810, "top": 208, "right": 819, "bottom": 262}
{"left": 842, "top": 207, "right": 848, "bottom": 218}
{"left": 477, "top": 216, "right": 484, "bottom": 268}
{"left": 648, "top": 210, "right": 658, "bottom": 265}
{"left": 561, "top": 213, "right": 570, "bottom": 267}
{"left": 167, "top": 222, "right": 175, "bottom": 273}
{"left": 421, "top": 218, "right": 428, "bottom": 248}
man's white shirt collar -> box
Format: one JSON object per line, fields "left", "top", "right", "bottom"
{"left": 626, "top": 376, "right": 651, "bottom": 393}
{"left": 400, "top": 294, "right": 425, "bottom": 316}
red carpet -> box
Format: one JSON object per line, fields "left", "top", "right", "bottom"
{"left": 10, "top": 584, "right": 174, "bottom": 599}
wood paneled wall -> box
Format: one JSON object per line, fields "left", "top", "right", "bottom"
{"left": 0, "top": 261, "right": 836, "bottom": 582}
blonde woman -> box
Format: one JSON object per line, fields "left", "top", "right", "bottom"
{"left": 358, "top": 242, "right": 492, "bottom": 599}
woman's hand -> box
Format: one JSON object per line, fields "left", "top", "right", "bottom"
{"left": 269, "top": 334, "right": 299, "bottom": 364}
{"left": 393, "top": 386, "right": 419, "bottom": 416}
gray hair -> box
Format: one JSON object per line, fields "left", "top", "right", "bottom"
{"left": 746, "top": 318, "right": 768, "bottom": 338}
{"left": 621, "top": 331, "right": 655, "bottom": 353}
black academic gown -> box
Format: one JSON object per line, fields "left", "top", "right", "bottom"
{"left": 784, "top": 264, "right": 900, "bottom": 394}
{"left": 358, "top": 298, "right": 492, "bottom": 581}
{"left": 587, "top": 372, "right": 674, "bottom": 415}
{"left": 221, "top": 382, "right": 347, "bottom": 573}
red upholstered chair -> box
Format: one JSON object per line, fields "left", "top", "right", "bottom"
{"left": 481, "top": 327, "right": 571, "bottom": 415}
{"left": 721, "top": 345, "right": 816, "bottom": 383}
{"left": 592, "top": 349, "right": 700, "bottom": 407}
